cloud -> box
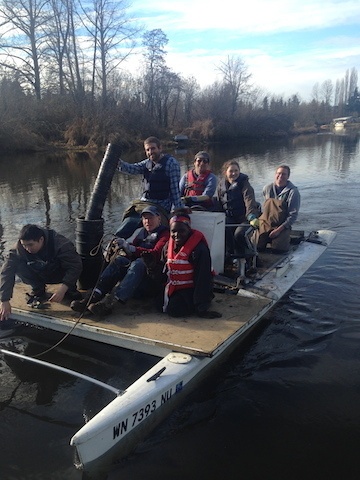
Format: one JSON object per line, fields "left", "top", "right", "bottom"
{"left": 126, "top": 0, "right": 360, "bottom": 99}
{"left": 131, "top": 0, "right": 360, "bottom": 34}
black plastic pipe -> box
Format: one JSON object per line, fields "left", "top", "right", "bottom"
{"left": 76, "top": 143, "right": 122, "bottom": 289}
{"left": 85, "top": 143, "right": 122, "bottom": 220}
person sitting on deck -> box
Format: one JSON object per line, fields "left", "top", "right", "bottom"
{"left": 155, "top": 209, "right": 221, "bottom": 319}
{"left": 0, "top": 224, "right": 83, "bottom": 321}
{"left": 257, "top": 165, "right": 300, "bottom": 253}
{"left": 114, "top": 136, "right": 183, "bottom": 240}
{"left": 215, "top": 160, "right": 260, "bottom": 257}
{"left": 70, "top": 205, "right": 169, "bottom": 317}
{"left": 179, "top": 151, "right": 217, "bottom": 210}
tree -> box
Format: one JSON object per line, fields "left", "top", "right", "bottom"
{"left": 348, "top": 87, "right": 360, "bottom": 115}
{"left": 0, "top": 0, "right": 53, "bottom": 99}
{"left": 320, "top": 79, "right": 333, "bottom": 105}
{"left": 217, "top": 55, "right": 251, "bottom": 118}
{"left": 348, "top": 67, "right": 358, "bottom": 100}
{"left": 142, "top": 28, "right": 168, "bottom": 118}
{"left": 78, "top": 0, "right": 139, "bottom": 107}
{"left": 311, "top": 82, "right": 319, "bottom": 103}
{"left": 181, "top": 76, "right": 200, "bottom": 126}
{"left": 45, "top": 0, "right": 72, "bottom": 95}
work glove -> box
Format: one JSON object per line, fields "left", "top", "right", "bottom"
{"left": 249, "top": 218, "right": 260, "bottom": 229}
{"left": 114, "top": 237, "right": 126, "bottom": 248}
{"left": 115, "top": 237, "right": 136, "bottom": 255}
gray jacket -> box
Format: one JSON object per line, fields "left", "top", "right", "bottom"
{"left": 262, "top": 180, "right": 300, "bottom": 229}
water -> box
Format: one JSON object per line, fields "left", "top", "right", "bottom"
{"left": 1, "top": 131, "right": 360, "bottom": 479}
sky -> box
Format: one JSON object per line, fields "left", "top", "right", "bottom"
{"left": 126, "top": 0, "right": 360, "bottom": 101}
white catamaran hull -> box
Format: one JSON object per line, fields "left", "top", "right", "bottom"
{"left": 69, "top": 229, "right": 337, "bottom": 470}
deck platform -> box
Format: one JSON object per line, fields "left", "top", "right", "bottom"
{"left": 10, "top": 283, "right": 272, "bottom": 358}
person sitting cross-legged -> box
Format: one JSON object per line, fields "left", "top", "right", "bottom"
{"left": 70, "top": 206, "right": 169, "bottom": 317}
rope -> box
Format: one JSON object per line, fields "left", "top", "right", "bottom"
{"left": 31, "top": 233, "right": 120, "bottom": 358}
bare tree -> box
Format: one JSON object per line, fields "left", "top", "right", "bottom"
{"left": 181, "top": 76, "right": 200, "bottom": 126}
{"left": 142, "top": 28, "right": 168, "bottom": 117}
{"left": 321, "top": 79, "right": 333, "bottom": 105}
{"left": 78, "top": 0, "right": 139, "bottom": 107}
{"left": 45, "top": 0, "right": 71, "bottom": 95}
{"left": 217, "top": 55, "right": 251, "bottom": 117}
{"left": 0, "top": 0, "right": 53, "bottom": 99}
{"left": 312, "top": 82, "right": 320, "bottom": 103}
{"left": 349, "top": 67, "right": 358, "bottom": 99}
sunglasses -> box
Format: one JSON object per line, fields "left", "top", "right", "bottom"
{"left": 195, "top": 158, "right": 209, "bottom": 163}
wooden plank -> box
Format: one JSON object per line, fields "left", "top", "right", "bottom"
{"left": 10, "top": 283, "right": 271, "bottom": 356}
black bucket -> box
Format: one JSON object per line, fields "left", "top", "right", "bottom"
{"left": 76, "top": 217, "right": 104, "bottom": 290}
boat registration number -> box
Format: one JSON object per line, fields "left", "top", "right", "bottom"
{"left": 113, "top": 381, "right": 183, "bottom": 440}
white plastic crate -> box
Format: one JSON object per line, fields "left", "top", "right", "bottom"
{"left": 190, "top": 211, "right": 225, "bottom": 274}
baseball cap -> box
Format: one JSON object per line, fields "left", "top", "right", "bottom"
{"left": 141, "top": 205, "right": 160, "bottom": 216}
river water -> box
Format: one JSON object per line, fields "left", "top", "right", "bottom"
{"left": 0, "top": 131, "right": 360, "bottom": 480}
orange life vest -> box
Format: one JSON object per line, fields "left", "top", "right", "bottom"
{"left": 184, "top": 170, "right": 213, "bottom": 209}
{"left": 163, "top": 230, "right": 207, "bottom": 310}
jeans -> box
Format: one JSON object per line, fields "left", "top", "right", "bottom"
{"left": 96, "top": 256, "right": 146, "bottom": 303}
{"left": 225, "top": 224, "right": 250, "bottom": 256}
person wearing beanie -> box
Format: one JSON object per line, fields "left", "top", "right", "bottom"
{"left": 179, "top": 151, "right": 217, "bottom": 211}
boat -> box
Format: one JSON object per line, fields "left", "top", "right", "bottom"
{"left": 332, "top": 116, "right": 353, "bottom": 129}
{"left": 0, "top": 145, "right": 337, "bottom": 472}
{"left": 1, "top": 222, "right": 336, "bottom": 472}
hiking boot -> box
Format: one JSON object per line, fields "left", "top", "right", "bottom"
{"left": 65, "top": 289, "right": 83, "bottom": 301}
{"left": 88, "top": 297, "right": 114, "bottom": 317}
{"left": 26, "top": 288, "right": 49, "bottom": 305}
{"left": 70, "top": 290, "right": 103, "bottom": 313}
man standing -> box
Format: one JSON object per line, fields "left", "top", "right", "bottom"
{"left": 0, "top": 224, "right": 82, "bottom": 321}
{"left": 258, "top": 165, "right": 300, "bottom": 253}
{"left": 115, "top": 136, "right": 182, "bottom": 239}
{"left": 179, "top": 151, "right": 217, "bottom": 210}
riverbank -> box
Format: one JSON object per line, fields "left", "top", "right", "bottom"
{"left": 3, "top": 121, "right": 360, "bottom": 156}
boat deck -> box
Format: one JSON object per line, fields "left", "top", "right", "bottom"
{"left": 10, "top": 282, "right": 272, "bottom": 358}
{"left": 9, "top": 234, "right": 312, "bottom": 358}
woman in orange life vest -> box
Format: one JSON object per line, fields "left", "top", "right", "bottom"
{"left": 160, "top": 209, "right": 221, "bottom": 319}
{"left": 179, "top": 151, "right": 217, "bottom": 210}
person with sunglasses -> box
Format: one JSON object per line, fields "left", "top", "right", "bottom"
{"left": 179, "top": 151, "right": 217, "bottom": 211}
